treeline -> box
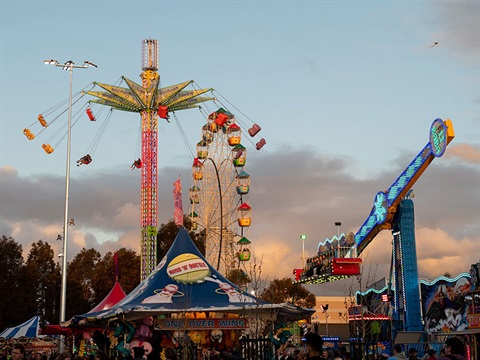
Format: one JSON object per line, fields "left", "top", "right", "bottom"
{"left": 0, "top": 218, "right": 316, "bottom": 332}
{"left": 0, "top": 235, "right": 140, "bottom": 331}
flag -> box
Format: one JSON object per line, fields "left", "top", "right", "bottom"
{"left": 113, "top": 251, "right": 119, "bottom": 282}
{"left": 173, "top": 178, "right": 184, "bottom": 226}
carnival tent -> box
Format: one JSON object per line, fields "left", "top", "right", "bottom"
{"left": 40, "top": 279, "right": 127, "bottom": 336}
{"left": 88, "top": 281, "right": 127, "bottom": 313}
{"left": 74, "top": 227, "right": 314, "bottom": 324}
{"left": 0, "top": 316, "right": 43, "bottom": 339}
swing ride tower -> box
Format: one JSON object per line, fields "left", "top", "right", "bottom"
{"left": 84, "top": 39, "right": 214, "bottom": 280}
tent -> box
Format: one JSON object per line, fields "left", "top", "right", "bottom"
{"left": 88, "top": 281, "right": 127, "bottom": 313}
{"left": 74, "top": 227, "right": 314, "bottom": 324}
{"left": 0, "top": 316, "right": 43, "bottom": 338}
{"left": 41, "top": 279, "right": 127, "bottom": 336}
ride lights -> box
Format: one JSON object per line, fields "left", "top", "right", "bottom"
{"left": 43, "top": 59, "right": 97, "bottom": 70}
{"left": 43, "top": 59, "right": 59, "bottom": 65}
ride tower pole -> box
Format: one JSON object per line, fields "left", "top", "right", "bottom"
{"left": 140, "top": 39, "right": 159, "bottom": 280}
{"left": 83, "top": 39, "right": 214, "bottom": 281}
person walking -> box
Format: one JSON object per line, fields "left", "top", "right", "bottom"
{"left": 437, "top": 337, "right": 466, "bottom": 360}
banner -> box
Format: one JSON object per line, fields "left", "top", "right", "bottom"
{"left": 173, "top": 178, "right": 184, "bottom": 226}
{"left": 155, "top": 318, "right": 247, "bottom": 330}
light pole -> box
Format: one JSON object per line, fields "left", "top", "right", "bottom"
{"left": 300, "top": 234, "right": 307, "bottom": 268}
{"left": 335, "top": 221, "right": 342, "bottom": 237}
{"left": 321, "top": 303, "right": 329, "bottom": 335}
{"left": 44, "top": 59, "right": 96, "bottom": 352}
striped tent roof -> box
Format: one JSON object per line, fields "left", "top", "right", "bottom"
{"left": 0, "top": 316, "right": 42, "bottom": 338}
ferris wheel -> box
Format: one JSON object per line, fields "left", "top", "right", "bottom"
{"left": 188, "top": 106, "right": 265, "bottom": 276}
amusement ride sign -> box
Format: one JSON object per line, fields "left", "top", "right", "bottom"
{"left": 155, "top": 318, "right": 248, "bottom": 330}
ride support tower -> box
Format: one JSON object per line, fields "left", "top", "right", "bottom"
{"left": 84, "top": 39, "right": 213, "bottom": 280}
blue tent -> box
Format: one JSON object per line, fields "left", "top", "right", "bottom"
{"left": 74, "top": 227, "right": 314, "bottom": 324}
{"left": 0, "top": 316, "right": 43, "bottom": 338}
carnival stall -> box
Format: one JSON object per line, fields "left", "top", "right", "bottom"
{"left": 0, "top": 316, "right": 56, "bottom": 354}
{"left": 71, "top": 227, "right": 314, "bottom": 359}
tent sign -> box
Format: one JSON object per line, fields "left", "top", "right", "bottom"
{"left": 155, "top": 318, "right": 248, "bottom": 330}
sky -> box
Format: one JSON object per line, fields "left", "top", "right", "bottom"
{"left": 0, "top": 0, "right": 479, "bottom": 297}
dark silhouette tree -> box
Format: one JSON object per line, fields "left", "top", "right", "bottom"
{"left": 23, "top": 240, "right": 60, "bottom": 324}
{"left": 0, "top": 236, "right": 24, "bottom": 330}
{"left": 157, "top": 217, "right": 205, "bottom": 261}
{"left": 66, "top": 248, "right": 102, "bottom": 319}
{"left": 226, "top": 268, "right": 251, "bottom": 289}
{"left": 91, "top": 248, "right": 140, "bottom": 305}
{"left": 260, "top": 277, "right": 316, "bottom": 308}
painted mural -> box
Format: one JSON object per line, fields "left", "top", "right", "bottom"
{"left": 420, "top": 275, "right": 470, "bottom": 332}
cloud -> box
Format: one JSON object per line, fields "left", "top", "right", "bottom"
{"left": 445, "top": 143, "right": 480, "bottom": 164}
{"left": 429, "top": 2, "right": 480, "bottom": 63}
{"left": 1, "top": 142, "right": 478, "bottom": 297}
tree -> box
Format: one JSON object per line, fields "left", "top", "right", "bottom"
{"left": 66, "top": 248, "right": 102, "bottom": 319}
{"left": 260, "top": 277, "right": 316, "bottom": 308}
{"left": 0, "top": 236, "right": 24, "bottom": 329}
{"left": 23, "top": 240, "right": 60, "bottom": 324}
{"left": 157, "top": 217, "right": 205, "bottom": 261}
{"left": 226, "top": 268, "right": 251, "bottom": 289}
{"left": 90, "top": 248, "right": 140, "bottom": 305}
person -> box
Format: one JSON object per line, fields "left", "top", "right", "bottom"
{"left": 390, "top": 346, "right": 407, "bottom": 360}
{"left": 77, "top": 154, "right": 92, "bottom": 166}
{"left": 437, "top": 337, "right": 466, "bottom": 360}
{"left": 132, "top": 347, "right": 145, "bottom": 360}
{"left": 285, "top": 340, "right": 296, "bottom": 354}
{"left": 302, "top": 332, "right": 326, "bottom": 360}
{"left": 422, "top": 349, "right": 436, "bottom": 360}
{"left": 94, "top": 352, "right": 109, "bottom": 360}
{"left": 0, "top": 348, "right": 9, "bottom": 360}
{"left": 130, "top": 158, "right": 142, "bottom": 170}
{"left": 332, "top": 350, "right": 342, "bottom": 360}
{"left": 165, "top": 348, "right": 177, "bottom": 360}
{"left": 408, "top": 348, "right": 418, "bottom": 360}
{"left": 12, "top": 345, "right": 26, "bottom": 360}
{"left": 55, "top": 353, "right": 73, "bottom": 360}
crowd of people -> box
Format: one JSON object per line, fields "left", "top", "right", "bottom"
{"left": 0, "top": 336, "right": 467, "bottom": 360}
{"left": 275, "top": 333, "right": 467, "bottom": 360}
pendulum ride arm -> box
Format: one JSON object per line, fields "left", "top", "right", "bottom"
{"left": 354, "top": 118, "right": 454, "bottom": 255}
{"left": 294, "top": 118, "right": 454, "bottom": 285}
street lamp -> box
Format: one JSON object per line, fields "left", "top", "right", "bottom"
{"left": 45, "top": 59, "right": 96, "bottom": 352}
{"left": 334, "top": 221, "right": 342, "bottom": 237}
{"left": 321, "top": 303, "right": 330, "bottom": 335}
{"left": 300, "top": 234, "right": 307, "bottom": 268}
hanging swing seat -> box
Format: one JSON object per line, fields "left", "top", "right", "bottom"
{"left": 157, "top": 105, "right": 169, "bottom": 119}
{"left": 38, "top": 114, "right": 47, "bottom": 127}
{"left": 23, "top": 128, "right": 35, "bottom": 140}
{"left": 42, "top": 143, "right": 54, "bottom": 154}
{"left": 256, "top": 138, "right": 266, "bottom": 150}
{"left": 86, "top": 108, "right": 96, "bottom": 121}
{"left": 248, "top": 124, "right": 261, "bottom": 137}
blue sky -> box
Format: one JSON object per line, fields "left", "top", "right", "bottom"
{"left": 1, "top": 1, "right": 479, "bottom": 296}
